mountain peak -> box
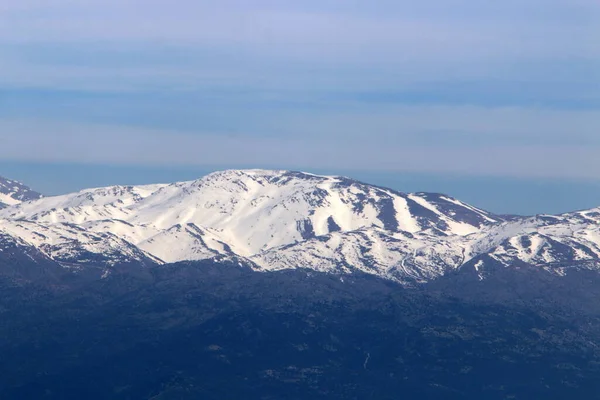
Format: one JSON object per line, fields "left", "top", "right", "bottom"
{"left": 198, "top": 169, "right": 338, "bottom": 184}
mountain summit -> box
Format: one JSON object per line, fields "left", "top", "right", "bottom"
{"left": 0, "top": 169, "right": 598, "bottom": 284}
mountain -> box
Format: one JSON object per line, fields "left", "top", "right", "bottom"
{"left": 1, "top": 170, "right": 600, "bottom": 399}
{"left": 0, "top": 169, "right": 598, "bottom": 284}
{"left": 0, "top": 170, "right": 503, "bottom": 251}
{"left": 0, "top": 176, "right": 42, "bottom": 208}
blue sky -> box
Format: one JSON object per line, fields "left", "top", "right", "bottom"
{"left": 0, "top": 0, "right": 599, "bottom": 214}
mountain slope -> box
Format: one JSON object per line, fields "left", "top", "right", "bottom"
{"left": 2, "top": 261, "right": 600, "bottom": 400}
{"left": 0, "top": 176, "right": 42, "bottom": 208}
{"left": 0, "top": 220, "right": 161, "bottom": 271}
{"left": 253, "top": 228, "right": 467, "bottom": 283}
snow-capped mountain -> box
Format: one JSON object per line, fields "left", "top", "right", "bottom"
{"left": 0, "top": 169, "right": 598, "bottom": 284}
{"left": 253, "top": 228, "right": 468, "bottom": 283}
{"left": 0, "top": 170, "right": 502, "bottom": 252}
{"left": 0, "top": 219, "right": 161, "bottom": 269}
{"left": 459, "top": 209, "right": 600, "bottom": 280}
{"left": 0, "top": 176, "right": 42, "bottom": 208}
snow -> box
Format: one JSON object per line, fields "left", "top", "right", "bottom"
{"left": 439, "top": 195, "right": 498, "bottom": 223}
{"left": 391, "top": 195, "right": 420, "bottom": 233}
{"left": 253, "top": 228, "right": 465, "bottom": 284}
{"left": 407, "top": 194, "right": 481, "bottom": 236}
{"left": 0, "top": 193, "right": 21, "bottom": 206}
{"left": 0, "top": 219, "right": 157, "bottom": 266}
{"left": 0, "top": 169, "right": 598, "bottom": 283}
{"left": 137, "top": 223, "right": 232, "bottom": 263}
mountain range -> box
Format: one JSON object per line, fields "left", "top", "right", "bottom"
{"left": 2, "top": 171, "right": 600, "bottom": 399}
{"left": 0, "top": 170, "right": 598, "bottom": 285}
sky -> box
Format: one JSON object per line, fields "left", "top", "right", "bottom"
{"left": 0, "top": 0, "right": 599, "bottom": 215}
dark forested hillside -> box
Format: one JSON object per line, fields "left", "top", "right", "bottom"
{"left": 1, "top": 260, "right": 600, "bottom": 400}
